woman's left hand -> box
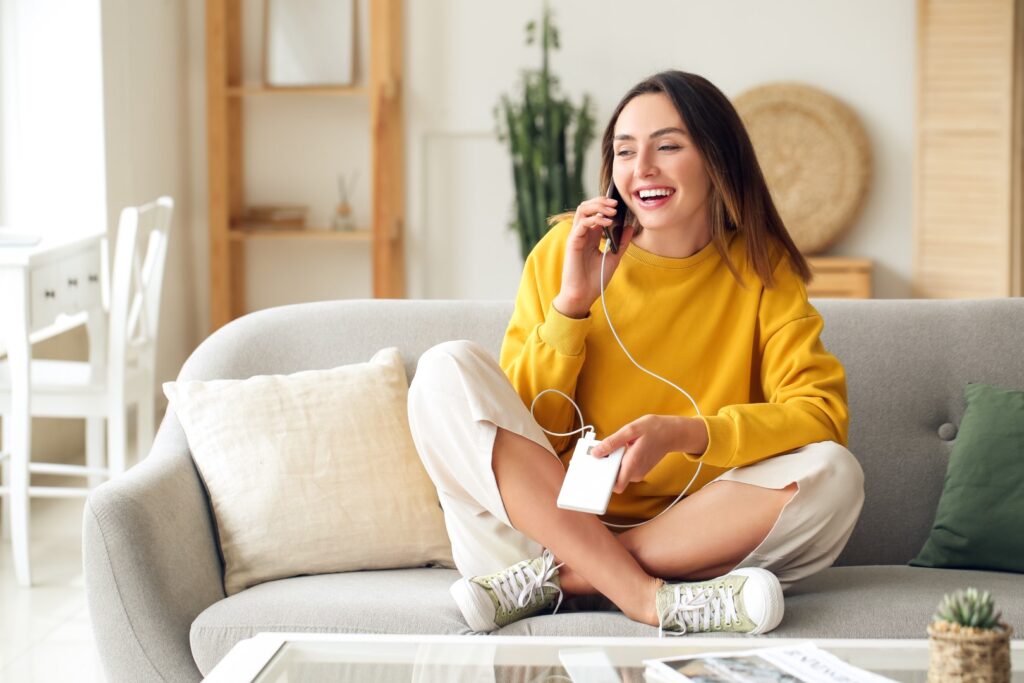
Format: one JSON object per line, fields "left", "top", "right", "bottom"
{"left": 590, "top": 415, "right": 707, "bottom": 494}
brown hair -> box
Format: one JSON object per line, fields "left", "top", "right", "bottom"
{"left": 553, "top": 70, "right": 810, "bottom": 287}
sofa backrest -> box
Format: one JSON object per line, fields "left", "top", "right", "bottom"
{"left": 179, "top": 298, "right": 1024, "bottom": 568}
{"left": 815, "top": 298, "right": 1023, "bottom": 566}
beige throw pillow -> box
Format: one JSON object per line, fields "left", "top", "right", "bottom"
{"left": 163, "top": 347, "right": 454, "bottom": 595}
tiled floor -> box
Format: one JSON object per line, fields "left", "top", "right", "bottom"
{"left": 0, "top": 492, "right": 106, "bottom": 681}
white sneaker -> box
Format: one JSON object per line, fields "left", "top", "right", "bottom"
{"left": 656, "top": 567, "right": 784, "bottom": 635}
{"left": 450, "top": 549, "right": 563, "bottom": 633}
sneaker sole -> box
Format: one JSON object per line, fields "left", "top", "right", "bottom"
{"left": 732, "top": 567, "right": 784, "bottom": 634}
{"left": 450, "top": 578, "right": 499, "bottom": 633}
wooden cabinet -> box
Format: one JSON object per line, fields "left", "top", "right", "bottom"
{"left": 205, "top": 0, "right": 405, "bottom": 331}
{"left": 914, "top": 0, "right": 1023, "bottom": 298}
{"left": 807, "top": 257, "right": 873, "bottom": 299}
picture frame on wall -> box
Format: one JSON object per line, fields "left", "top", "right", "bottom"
{"left": 263, "top": 0, "right": 355, "bottom": 88}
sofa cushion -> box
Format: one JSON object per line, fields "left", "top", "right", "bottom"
{"left": 773, "top": 566, "right": 1024, "bottom": 639}
{"left": 191, "top": 565, "right": 1024, "bottom": 673}
{"left": 910, "top": 382, "right": 1024, "bottom": 573}
{"left": 497, "top": 566, "right": 1024, "bottom": 640}
{"left": 190, "top": 569, "right": 472, "bottom": 674}
{"left": 165, "top": 347, "right": 454, "bottom": 596}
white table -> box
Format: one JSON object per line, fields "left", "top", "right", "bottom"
{"left": 0, "top": 231, "right": 106, "bottom": 586}
{"left": 204, "top": 632, "right": 1024, "bottom": 682}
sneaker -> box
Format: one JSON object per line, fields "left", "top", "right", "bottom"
{"left": 450, "top": 549, "right": 563, "bottom": 633}
{"left": 656, "top": 567, "right": 784, "bottom": 635}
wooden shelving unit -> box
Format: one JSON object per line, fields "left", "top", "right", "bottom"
{"left": 206, "top": 0, "right": 405, "bottom": 331}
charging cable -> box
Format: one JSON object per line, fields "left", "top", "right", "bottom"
{"left": 530, "top": 239, "right": 704, "bottom": 529}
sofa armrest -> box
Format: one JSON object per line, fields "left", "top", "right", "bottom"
{"left": 84, "top": 410, "right": 223, "bottom": 683}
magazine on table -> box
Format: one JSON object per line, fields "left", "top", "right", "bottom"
{"left": 643, "top": 642, "right": 897, "bottom": 683}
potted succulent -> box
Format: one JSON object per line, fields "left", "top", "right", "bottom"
{"left": 928, "top": 588, "right": 1012, "bottom": 682}
{"left": 495, "top": 3, "right": 595, "bottom": 261}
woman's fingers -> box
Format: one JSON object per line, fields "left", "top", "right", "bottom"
{"left": 614, "top": 446, "right": 645, "bottom": 494}
{"left": 592, "top": 422, "right": 638, "bottom": 457}
{"left": 575, "top": 198, "right": 618, "bottom": 223}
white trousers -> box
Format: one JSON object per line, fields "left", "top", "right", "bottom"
{"left": 407, "top": 340, "right": 865, "bottom": 590}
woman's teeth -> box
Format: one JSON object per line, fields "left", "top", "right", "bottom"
{"left": 637, "top": 188, "right": 675, "bottom": 206}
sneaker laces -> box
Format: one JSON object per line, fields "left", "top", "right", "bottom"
{"left": 486, "top": 549, "right": 564, "bottom": 617}
{"left": 659, "top": 582, "right": 739, "bottom": 637}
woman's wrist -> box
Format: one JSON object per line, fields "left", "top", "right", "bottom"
{"left": 552, "top": 293, "right": 591, "bottom": 319}
{"left": 675, "top": 416, "right": 709, "bottom": 456}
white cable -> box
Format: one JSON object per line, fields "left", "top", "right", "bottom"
{"left": 530, "top": 236, "right": 704, "bottom": 529}
{"left": 529, "top": 389, "right": 593, "bottom": 440}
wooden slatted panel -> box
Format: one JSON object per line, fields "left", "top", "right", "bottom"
{"left": 1014, "top": 0, "right": 1024, "bottom": 296}
{"left": 914, "top": 0, "right": 1018, "bottom": 297}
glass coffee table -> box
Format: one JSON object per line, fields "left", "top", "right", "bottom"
{"left": 203, "top": 633, "right": 1024, "bottom": 682}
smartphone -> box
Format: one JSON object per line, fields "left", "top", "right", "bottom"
{"left": 602, "top": 183, "right": 626, "bottom": 253}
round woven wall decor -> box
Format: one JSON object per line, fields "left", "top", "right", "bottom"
{"left": 732, "top": 83, "right": 871, "bottom": 255}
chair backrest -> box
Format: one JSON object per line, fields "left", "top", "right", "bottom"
{"left": 107, "top": 197, "right": 174, "bottom": 377}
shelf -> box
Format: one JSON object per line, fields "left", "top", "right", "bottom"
{"left": 227, "top": 84, "right": 369, "bottom": 98}
{"left": 229, "top": 228, "right": 373, "bottom": 242}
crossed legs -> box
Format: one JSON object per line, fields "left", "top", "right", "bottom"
{"left": 408, "top": 341, "right": 863, "bottom": 633}
{"left": 490, "top": 426, "right": 797, "bottom": 626}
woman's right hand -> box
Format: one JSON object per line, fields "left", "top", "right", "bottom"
{"left": 553, "top": 195, "right": 637, "bottom": 319}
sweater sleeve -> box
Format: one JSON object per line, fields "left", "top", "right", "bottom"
{"left": 692, "top": 261, "right": 850, "bottom": 469}
{"left": 499, "top": 230, "right": 592, "bottom": 455}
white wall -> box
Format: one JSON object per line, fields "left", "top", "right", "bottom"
{"left": 403, "top": 0, "right": 916, "bottom": 300}
{"left": 184, "top": 0, "right": 916, "bottom": 324}
{"left": 101, "top": 0, "right": 197, "bottom": 395}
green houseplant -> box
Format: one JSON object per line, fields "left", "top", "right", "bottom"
{"left": 927, "top": 588, "right": 1011, "bottom": 682}
{"left": 496, "top": 4, "right": 596, "bottom": 261}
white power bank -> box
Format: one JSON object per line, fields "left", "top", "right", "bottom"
{"left": 556, "top": 433, "right": 625, "bottom": 515}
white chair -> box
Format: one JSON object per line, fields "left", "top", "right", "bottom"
{"left": 0, "top": 197, "right": 174, "bottom": 584}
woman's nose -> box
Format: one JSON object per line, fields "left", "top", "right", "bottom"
{"left": 634, "top": 148, "right": 657, "bottom": 178}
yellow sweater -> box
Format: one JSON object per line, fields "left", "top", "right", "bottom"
{"left": 499, "top": 219, "right": 849, "bottom": 522}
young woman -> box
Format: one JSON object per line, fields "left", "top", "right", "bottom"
{"left": 407, "top": 70, "right": 864, "bottom": 635}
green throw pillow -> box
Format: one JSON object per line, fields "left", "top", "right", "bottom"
{"left": 910, "top": 382, "right": 1024, "bottom": 573}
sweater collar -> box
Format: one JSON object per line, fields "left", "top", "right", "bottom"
{"left": 624, "top": 233, "right": 728, "bottom": 270}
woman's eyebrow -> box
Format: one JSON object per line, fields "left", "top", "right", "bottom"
{"left": 614, "top": 127, "right": 689, "bottom": 141}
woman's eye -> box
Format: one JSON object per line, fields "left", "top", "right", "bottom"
{"left": 659, "top": 144, "right": 680, "bottom": 151}
{"left": 615, "top": 149, "right": 634, "bottom": 157}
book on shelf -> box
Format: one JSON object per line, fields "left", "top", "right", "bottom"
{"left": 643, "top": 642, "right": 897, "bottom": 683}
{"left": 242, "top": 204, "right": 309, "bottom": 230}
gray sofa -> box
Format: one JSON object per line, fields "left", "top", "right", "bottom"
{"left": 83, "top": 298, "right": 1024, "bottom": 682}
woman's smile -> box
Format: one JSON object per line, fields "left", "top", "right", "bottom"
{"left": 633, "top": 185, "right": 677, "bottom": 210}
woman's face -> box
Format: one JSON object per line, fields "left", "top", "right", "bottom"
{"left": 611, "top": 92, "right": 711, "bottom": 235}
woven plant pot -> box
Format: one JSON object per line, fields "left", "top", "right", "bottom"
{"left": 927, "top": 621, "right": 1012, "bottom": 683}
